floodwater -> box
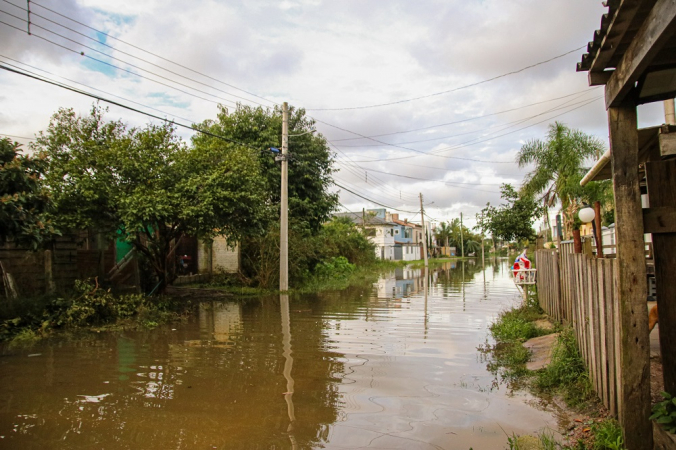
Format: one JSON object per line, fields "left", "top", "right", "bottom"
{"left": 0, "top": 259, "right": 557, "bottom": 449}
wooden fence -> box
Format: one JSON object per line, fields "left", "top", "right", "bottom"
{"left": 535, "top": 247, "right": 621, "bottom": 416}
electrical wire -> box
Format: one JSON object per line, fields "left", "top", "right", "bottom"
{"left": 347, "top": 96, "right": 602, "bottom": 163}
{"left": 333, "top": 182, "right": 420, "bottom": 215}
{"left": 0, "top": 16, "right": 241, "bottom": 107}
{"left": 0, "top": 54, "right": 200, "bottom": 125}
{"left": 306, "top": 45, "right": 586, "bottom": 111}
{"left": 330, "top": 88, "right": 599, "bottom": 141}
{"left": 333, "top": 90, "right": 595, "bottom": 148}
{"left": 0, "top": 62, "right": 266, "bottom": 151}
{"left": 0, "top": 133, "right": 35, "bottom": 140}
{"left": 15, "top": 0, "right": 276, "bottom": 105}
{"left": 1, "top": 2, "right": 268, "bottom": 107}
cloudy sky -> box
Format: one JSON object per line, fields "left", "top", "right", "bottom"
{"left": 0, "top": 0, "right": 668, "bottom": 230}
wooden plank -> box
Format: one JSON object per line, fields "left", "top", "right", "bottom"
{"left": 606, "top": 260, "right": 618, "bottom": 416}
{"left": 598, "top": 260, "right": 609, "bottom": 409}
{"left": 589, "top": 0, "right": 642, "bottom": 74}
{"left": 659, "top": 129, "right": 676, "bottom": 158}
{"left": 645, "top": 160, "right": 676, "bottom": 394}
{"left": 605, "top": 0, "right": 676, "bottom": 108}
{"left": 589, "top": 70, "right": 614, "bottom": 86}
{"left": 643, "top": 206, "right": 676, "bottom": 233}
{"left": 608, "top": 104, "right": 652, "bottom": 449}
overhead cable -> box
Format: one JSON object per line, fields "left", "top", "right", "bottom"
{"left": 306, "top": 45, "right": 586, "bottom": 111}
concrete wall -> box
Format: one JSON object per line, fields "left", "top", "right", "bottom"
{"left": 198, "top": 237, "right": 240, "bottom": 274}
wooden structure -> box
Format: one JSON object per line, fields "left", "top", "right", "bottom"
{"left": 536, "top": 244, "right": 622, "bottom": 416}
{"left": 578, "top": 2, "right": 676, "bottom": 447}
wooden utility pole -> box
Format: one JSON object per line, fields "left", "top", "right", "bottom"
{"left": 420, "top": 193, "right": 428, "bottom": 268}
{"left": 280, "top": 102, "right": 289, "bottom": 292}
{"left": 460, "top": 212, "right": 464, "bottom": 257}
{"left": 480, "top": 211, "right": 485, "bottom": 266}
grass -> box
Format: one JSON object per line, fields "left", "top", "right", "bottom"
{"left": 483, "top": 288, "right": 624, "bottom": 449}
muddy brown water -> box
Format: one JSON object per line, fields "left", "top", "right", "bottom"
{"left": 0, "top": 260, "right": 557, "bottom": 449}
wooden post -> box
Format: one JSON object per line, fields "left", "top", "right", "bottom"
{"left": 645, "top": 159, "right": 676, "bottom": 394}
{"left": 608, "top": 104, "right": 652, "bottom": 450}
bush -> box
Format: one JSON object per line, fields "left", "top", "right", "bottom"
{"left": 651, "top": 391, "right": 676, "bottom": 434}
{"left": 314, "top": 256, "right": 355, "bottom": 278}
{"left": 0, "top": 278, "right": 190, "bottom": 342}
{"left": 240, "top": 217, "right": 375, "bottom": 288}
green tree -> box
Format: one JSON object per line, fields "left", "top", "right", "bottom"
{"left": 0, "top": 137, "right": 57, "bottom": 249}
{"left": 193, "top": 104, "right": 338, "bottom": 233}
{"left": 36, "top": 105, "right": 267, "bottom": 292}
{"left": 434, "top": 221, "right": 452, "bottom": 247}
{"left": 483, "top": 184, "right": 544, "bottom": 244}
{"left": 517, "top": 122, "right": 606, "bottom": 239}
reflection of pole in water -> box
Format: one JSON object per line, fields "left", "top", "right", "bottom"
{"left": 280, "top": 294, "right": 298, "bottom": 449}
{"left": 423, "top": 267, "right": 429, "bottom": 339}
{"left": 462, "top": 260, "right": 466, "bottom": 310}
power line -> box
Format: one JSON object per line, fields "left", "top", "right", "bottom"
{"left": 0, "top": 54, "right": 200, "bottom": 125}
{"left": 17, "top": 0, "right": 276, "bottom": 105}
{"left": 0, "top": 133, "right": 35, "bottom": 140}
{"left": 347, "top": 96, "right": 603, "bottom": 163}
{"left": 333, "top": 90, "right": 595, "bottom": 148}
{"left": 316, "top": 118, "right": 513, "bottom": 164}
{"left": 0, "top": 2, "right": 268, "bottom": 107}
{"left": 333, "top": 182, "right": 420, "bottom": 215}
{"left": 340, "top": 164, "right": 502, "bottom": 192}
{"left": 330, "top": 88, "right": 598, "bottom": 142}
{"left": 306, "top": 45, "right": 586, "bottom": 111}
{"left": 0, "top": 62, "right": 265, "bottom": 151}
{"left": 0, "top": 16, "right": 240, "bottom": 107}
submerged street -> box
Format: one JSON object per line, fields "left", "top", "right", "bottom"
{"left": 0, "top": 260, "right": 557, "bottom": 449}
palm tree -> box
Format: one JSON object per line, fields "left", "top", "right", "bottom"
{"left": 517, "top": 122, "right": 605, "bottom": 239}
{"left": 434, "top": 221, "right": 452, "bottom": 248}
{"left": 465, "top": 240, "right": 481, "bottom": 255}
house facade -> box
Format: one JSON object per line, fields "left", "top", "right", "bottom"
{"left": 389, "top": 213, "right": 421, "bottom": 261}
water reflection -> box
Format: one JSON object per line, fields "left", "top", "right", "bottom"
{"left": 0, "top": 259, "right": 555, "bottom": 449}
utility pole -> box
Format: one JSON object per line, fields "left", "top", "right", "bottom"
{"left": 280, "top": 102, "right": 289, "bottom": 292}
{"left": 460, "top": 212, "right": 464, "bottom": 257}
{"left": 420, "top": 193, "right": 428, "bottom": 268}
{"left": 480, "top": 211, "right": 485, "bottom": 266}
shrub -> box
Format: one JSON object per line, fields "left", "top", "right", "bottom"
{"left": 651, "top": 391, "right": 676, "bottom": 434}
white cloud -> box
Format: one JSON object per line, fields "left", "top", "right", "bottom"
{"left": 1, "top": 0, "right": 667, "bottom": 226}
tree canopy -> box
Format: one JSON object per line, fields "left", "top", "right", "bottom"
{"left": 35, "top": 105, "right": 268, "bottom": 291}
{"left": 0, "top": 137, "right": 57, "bottom": 249}
{"left": 193, "top": 104, "right": 338, "bottom": 233}
{"left": 482, "top": 184, "right": 544, "bottom": 244}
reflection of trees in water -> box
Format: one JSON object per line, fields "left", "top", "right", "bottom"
{"left": 0, "top": 296, "right": 350, "bottom": 449}
{"left": 434, "top": 260, "right": 485, "bottom": 287}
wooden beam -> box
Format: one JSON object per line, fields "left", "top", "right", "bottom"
{"left": 643, "top": 206, "right": 676, "bottom": 233}
{"left": 645, "top": 159, "right": 676, "bottom": 394}
{"left": 605, "top": 0, "right": 676, "bottom": 108}
{"left": 589, "top": 70, "right": 614, "bottom": 86}
{"left": 659, "top": 128, "right": 676, "bottom": 158}
{"left": 590, "top": 0, "right": 641, "bottom": 73}
{"left": 608, "top": 104, "right": 652, "bottom": 449}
